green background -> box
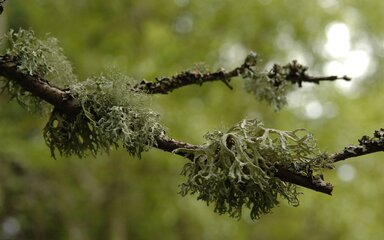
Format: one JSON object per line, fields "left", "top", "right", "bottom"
{"left": 1, "top": 0, "right": 384, "bottom": 239}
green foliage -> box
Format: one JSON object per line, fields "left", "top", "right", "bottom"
{"left": 44, "top": 73, "right": 164, "bottom": 158}
{"left": 178, "top": 119, "right": 333, "bottom": 220}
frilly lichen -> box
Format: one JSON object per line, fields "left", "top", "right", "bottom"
{"left": 242, "top": 52, "right": 292, "bottom": 110}
{"left": 0, "top": 29, "right": 334, "bottom": 220}
{"left": 177, "top": 119, "right": 332, "bottom": 220}
{"left": 2, "top": 28, "right": 77, "bottom": 86}
{"left": 44, "top": 72, "right": 164, "bottom": 158}
{"left": 0, "top": 29, "right": 163, "bottom": 158}
{"left": 0, "top": 28, "right": 77, "bottom": 111}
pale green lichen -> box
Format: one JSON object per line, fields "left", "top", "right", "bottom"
{"left": 0, "top": 79, "right": 43, "bottom": 112}
{"left": 0, "top": 28, "right": 77, "bottom": 112}
{"left": 178, "top": 119, "right": 333, "bottom": 220}
{"left": 2, "top": 28, "right": 77, "bottom": 86}
{"left": 44, "top": 72, "right": 164, "bottom": 158}
{"left": 242, "top": 53, "right": 292, "bottom": 110}
{"left": 0, "top": 29, "right": 334, "bottom": 220}
{"left": 0, "top": 29, "right": 163, "bottom": 158}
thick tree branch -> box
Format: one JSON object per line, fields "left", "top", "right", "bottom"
{"left": 0, "top": 55, "right": 334, "bottom": 195}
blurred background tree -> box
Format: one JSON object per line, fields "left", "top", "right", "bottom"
{"left": 0, "top": 0, "right": 384, "bottom": 239}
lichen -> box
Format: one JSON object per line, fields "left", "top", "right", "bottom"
{"left": 0, "top": 79, "right": 43, "bottom": 112}
{"left": 0, "top": 28, "right": 77, "bottom": 112}
{"left": 44, "top": 72, "right": 164, "bottom": 158}
{"left": 2, "top": 28, "right": 77, "bottom": 86}
{"left": 177, "top": 119, "right": 333, "bottom": 220}
{"left": 242, "top": 52, "right": 292, "bottom": 110}
{"left": 0, "top": 29, "right": 335, "bottom": 220}
{"left": 0, "top": 29, "right": 163, "bottom": 158}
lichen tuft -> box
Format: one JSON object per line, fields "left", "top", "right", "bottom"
{"left": 44, "top": 72, "right": 164, "bottom": 158}
{"left": 2, "top": 28, "right": 77, "bottom": 86}
{"left": 177, "top": 119, "right": 332, "bottom": 220}
{"left": 242, "top": 53, "right": 292, "bottom": 111}
{"left": 0, "top": 28, "right": 77, "bottom": 112}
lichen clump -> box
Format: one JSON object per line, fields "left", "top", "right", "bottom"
{"left": 178, "top": 119, "right": 332, "bottom": 220}
{"left": 0, "top": 29, "right": 76, "bottom": 111}
{"left": 2, "top": 28, "right": 76, "bottom": 86}
{"left": 242, "top": 52, "right": 292, "bottom": 110}
{"left": 44, "top": 73, "right": 164, "bottom": 158}
{"left": 0, "top": 29, "right": 335, "bottom": 220}
{"left": 0, "top": 29, "right": 164, "bottom": 158}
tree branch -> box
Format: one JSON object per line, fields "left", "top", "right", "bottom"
{"left": 275, "top": 166, "right": 333, "bottom": 195}
{"left": 331, "top": 129, "right": 384, "bottom": 162}
{"left": 268, "top": 60, "right": 351, "bottom": 87}
{"left": 0, "top": 56, "right": 80, "bottom": 116}
{"left": 135, "top": 64, "right": 246, "bottom": 94}
{"left": 135, "top": 55, "right": 350, "bottom": 94}
{"left": 155, "top": 134, "right": 333, "bottom": 195}
{"left": 0, "top": 55, "right": 334, "bottom": 195}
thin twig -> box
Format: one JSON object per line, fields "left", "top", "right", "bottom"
{"left": 331, "top": 129, "right": 384, "bottom": 162}
{"left": 135, "top": 65, "right": 245, "bottom": 94}
{"left": 269, "top": 60, "right": 351, "bottom": 87}
{"left": 136, "top": 56, "right": 351, "bottom": 94}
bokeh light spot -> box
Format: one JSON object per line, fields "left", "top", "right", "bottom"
{"left": 337, "top": 164, "right": 356, "bottom": 182}
{"left": 325, "top": 22, "right": 351, "bottom": 58}
{"left": 304, "top": 100, "right": 323, "bottom": 119}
